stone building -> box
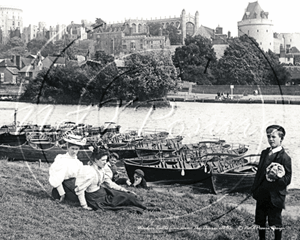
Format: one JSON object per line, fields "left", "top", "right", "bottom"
{"left": 237, "top": 1, "right": 300, "bottom": 66}
{"left": 238, "top": 1, "right": 274, "bottom": 52}
{"left": 0, "top": 5, "right": 23, "bottom": 44}
{"left": 91, "top": 9, "right": 199, "bottom": 57}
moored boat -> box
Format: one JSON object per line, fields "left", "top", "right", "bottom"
{"left": 204, "top": 154, "right": 260, "bottom": 194}
{"left": 123, "top": 157, "right": 211, "bottom": 184}
{"left": 0, "top": 144, "right": 92, "bottom": 164}
{"left": 0, "top": 131, "right": 27, "bottom": 146}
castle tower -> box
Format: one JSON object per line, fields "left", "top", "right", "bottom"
{"left": 181, "top": 9, "right": 186, "bottom": 44}
{"left": 237, "top": 1, "right": 273, "bottom": 52}
{"left": 0, "top": 6, "right": 23, "bottom": 44}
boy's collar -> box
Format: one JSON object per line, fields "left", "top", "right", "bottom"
{"left": 270, "top": 146, "right": 282, "bottom": 154}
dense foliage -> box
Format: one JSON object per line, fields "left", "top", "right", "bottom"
{"left": 173, "top": 34, "right": 290, "bottom": 85}
{"left": 173, "top": 35, "right": 217, "bottom": 84}
{"left": 20, "top": 50, "right": 179, "bottom": 104}
{"left": 212, "top": 35, "right": 291, "bottom": 85}
{"left": 115, "top": 50, "right": 179, "bottom": 101}
{"left": 27, "top": 38, "right": 55, "bottom": 57}
{"left": 20, "top": 64, "right": 90, "bottom": 104}
{"left": 0, "top": 37, "right": 27, "bottom": 58}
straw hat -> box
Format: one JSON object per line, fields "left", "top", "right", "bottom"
{"left": 63, "top": 133, "right": 87, "bottom": 146}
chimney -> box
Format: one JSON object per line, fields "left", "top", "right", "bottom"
{"left": 227, "top": 31, "right": 231, "bottom": 39}
{"left": 159, "top": 27, "right": 162, "bottom": 36}
{"left": 16, "top": 55, "right": 21, "bottom": 70}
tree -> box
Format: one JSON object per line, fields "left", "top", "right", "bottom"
{"left": 27, "top": 38, "right": 55, "bottom": 56}
{"left": 173, "top": 35, "right": 217, "bottom": 83}
{"left": 20, "top": 50, "right": 119, "bottom": 104}
{"left": 53, "top": 38, "right": 77, "bottom": 60}
{"left": 0, "top": 46, "right": 27, "bottom": 58}
{"left": 147, "top": 23, "right": 181, "bottom": 45}
{"left": 5, "top": 37, "right": 25, "bottom": 49}
{"left": 93, "top": 50, "right": 114, "bottom": 65}
{"left": 164, "top": 25, "right": 182, "bottom": 45}
{"left": 21, "top": 65, "right": 90, "bottom": 104}
{"left": 148, "top": 23, "right": 162, "bottom": 36}
{"left": 264, "top": 50, "right": 291, "bottom": 85}
{"left": 211, "top": 35, "right": 291, "bottom": 85}
{"left": 115, "top": 50, "right": 179, "bottom": 101}
{"left": 83, "top": 51, "right": 119, "bottom": 104}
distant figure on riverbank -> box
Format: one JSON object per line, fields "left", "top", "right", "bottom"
{"left": 251, "top": 125, "right": 292, "bottom": 240}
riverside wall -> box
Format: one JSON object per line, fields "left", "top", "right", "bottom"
{"left": 191, "top": 85, "right": 300, "bottom": 95}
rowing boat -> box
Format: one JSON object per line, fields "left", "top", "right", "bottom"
{"left": 0, "top": 144, "right": 92, "bottom": 163}
{"left": 204, "top": 154, "right": 260, "bottom": 194}
{"left": 123, "top": 157, "right": 211, "bottom": 184}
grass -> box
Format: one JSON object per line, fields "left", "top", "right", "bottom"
{"left": 1, "top": 160, "right": 299, "bottom": 240}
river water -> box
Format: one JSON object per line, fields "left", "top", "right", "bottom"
{"left": 0, "top": 100, "right": 299, "bottom": 189}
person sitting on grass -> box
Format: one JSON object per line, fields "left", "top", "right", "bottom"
{"left": 74, "top": 147, "right": 159, "bottom": 213}
{"left": 251, "top": 125, "right": 292, "bottom": 240}
{"left": 126, "top": 169, "right": 148, "bottom": 189}
{"left": 49, "top": 133, "right": 86, "bottom": 203}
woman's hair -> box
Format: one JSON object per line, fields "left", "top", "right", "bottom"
{"left": 91, "top": 146, "right": 109, "bottom": 162}
{"left": 266, "top": 125, "right": 285, "bottom": 140}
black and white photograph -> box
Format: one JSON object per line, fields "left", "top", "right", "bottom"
{"left": 0, "top": 0, "right": 299, "bottom": 239}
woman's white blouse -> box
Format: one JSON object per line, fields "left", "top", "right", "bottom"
{"left": 102, "top": 163, "right": 127, "bottom": 192}
{"left": 49, "top": 153, "right": 83, "bottom": 195}
{"left": 75, "top": 165, "right": 105, "bottom": 206}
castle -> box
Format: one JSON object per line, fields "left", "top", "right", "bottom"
{"left": 88, "top": 9, "right": 200, "bottom": 57}
{"left": 0, "top": 6, "right": 23, "bottom": 43}
{"left": 238, "top": 1, "right": 300, "bottom": 65}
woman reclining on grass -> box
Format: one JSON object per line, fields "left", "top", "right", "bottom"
{"left": 75, "top": 147, "right": 159, "bottom": 213}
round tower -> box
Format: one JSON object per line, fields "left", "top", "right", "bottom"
{"left": 181, "top": 9, "right": 186, "bottom": 44}
{"left": 0, "top": 6, "right": 23, "bottom": 44}
{"left": 237, "top": 2, "right": 273, "bottom": 52}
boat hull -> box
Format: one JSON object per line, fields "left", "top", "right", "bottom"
{"left": 0, "top": 144, "right": 92, "bottom": 164}
{"left": 0, "top": 132, "right": 27, "bottom": 146}
{"left": 123, "top": 158, "right": 211, "bottom": 184}
{"left": 210, "top": 170, "right": 256, "bottom": 194}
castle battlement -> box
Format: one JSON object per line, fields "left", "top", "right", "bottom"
{"left": 238, "top": 18, "right": 273, "bottom": 26}
{"left": 122, "top": 35, "right": 165, "bottom": 40}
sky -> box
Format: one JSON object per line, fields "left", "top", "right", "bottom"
{"left": 3, "top": 0, "right": 300, "bottom": 37}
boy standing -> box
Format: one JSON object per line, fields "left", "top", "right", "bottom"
{"left": 251, "top": 125, "right": 292, "bottom": 240}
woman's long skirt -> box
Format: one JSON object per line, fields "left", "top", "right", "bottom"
{"left": 52, "top": 178, "right": 147, "bottom": 213}
{"left": 51, "top": 178, "right": 79, "bottom": 202}
{"left": 86, "top": 187, "right": 147, "bottom": 213}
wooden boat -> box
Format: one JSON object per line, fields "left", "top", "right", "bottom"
{"left": 0, "top": 144, "right": 92, "bottom": 164}
{"left": 123, "top": 157, "right": 211, "bottom": 184}
{"left": 204, "top": 154, "right": 260, "bottom": 194}
{"left": 0, "top": 132, "right": 27, "bottom": 146}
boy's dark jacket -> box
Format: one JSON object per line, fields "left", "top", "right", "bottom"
{"left": 251, "top": 147, "right": 292, "bottom": 209}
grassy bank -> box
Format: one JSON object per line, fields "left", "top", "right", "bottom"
{"left": 0, "top": 160, "right": 299, "bottom": 240}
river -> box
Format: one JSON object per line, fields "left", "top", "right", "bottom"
{"left": 0, "top": 100, "right": 299, "bottom": 189}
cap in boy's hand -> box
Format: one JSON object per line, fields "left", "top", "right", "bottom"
{"left": 266, "top": 162, "right": 285, "bottom": 182}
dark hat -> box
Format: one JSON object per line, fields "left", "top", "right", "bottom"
{"left": 134, "top": 169, "right": 144, "bottom": 177}
{"left": 266, "top": 125, "right": 285, "bottom": 137}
